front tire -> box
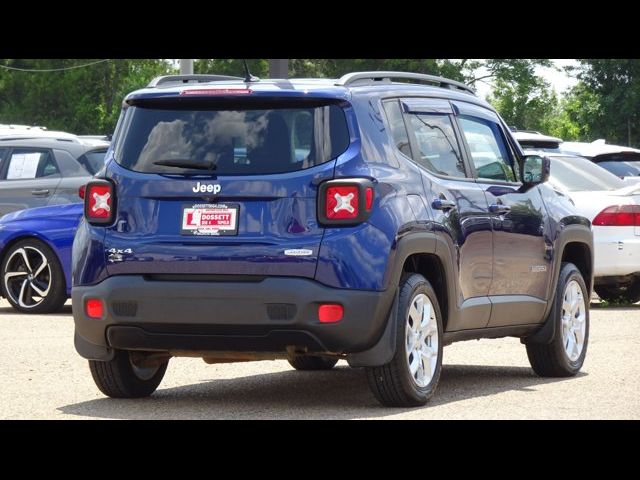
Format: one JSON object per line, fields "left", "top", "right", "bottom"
{"left": 526, "top": 262, "right": 589, "bottom": 377}
{"left": 366, "top": 273, "right": 443, "bottom": 407}
{"left": 89, "top": 350, "right": 168, "bottom": 398}
{"left": 1, "top": 238, "right": 67, "bottom": 314}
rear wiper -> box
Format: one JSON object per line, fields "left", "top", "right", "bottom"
{"left": 153, "top": 158, "right": 217, "bottom": 171}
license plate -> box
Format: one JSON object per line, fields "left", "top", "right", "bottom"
{"left": 181, "top": 203, "right": 239, "bottom": 236}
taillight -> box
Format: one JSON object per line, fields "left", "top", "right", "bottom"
{"left": 326, "top": 185, "right": 360, "bottom": 219}
{"left": 84, "top": 180, "right": 115, "bottom": 225}
{"left": 78, "top": 185, "right": 86, "bottom": 199}
{"left": 318, "top": 179, "right": 375, "bottom": 225}
{"left": 592, "top": 205, "right": 640, "bottom": 226}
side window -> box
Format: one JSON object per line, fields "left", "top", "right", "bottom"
{"left": 407, "top": 113, "right": 466, "bottom": 177}
{"left": 457, "top": 116, "right": 516, "bottom": 182}
{"left": 291, "top": 111, "right": 313, "bottom": 162}
{"left": 382, "top": 100, "right": 412, "bottom": 158}
{"left": 75, "top": 150, "right": 107, "bottom": 176}
{"left": 0, "top": 148, "right": 8, "bottom": 173}
{"left": 3, "top": 150, "right": 59, "bottom": 180}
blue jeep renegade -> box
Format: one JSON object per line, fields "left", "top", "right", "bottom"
{"left": 72, "top": 72, "right": 593, "bottom": 407}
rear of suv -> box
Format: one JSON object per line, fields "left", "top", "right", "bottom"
{"left": 73, "top": 72, "right": 593, "bottom": 407}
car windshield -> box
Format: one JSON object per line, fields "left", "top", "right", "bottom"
{"left": 549, "top": 155, "right": 625, "bottom": 192}
{"left": 77, "top": 150, "right": 107, "bottom": 175}
{"left": 114, "top": 103, "right": 349, "bottom": 175}
{"left": 597, "top": 160, "right": 640, "bottom": 177}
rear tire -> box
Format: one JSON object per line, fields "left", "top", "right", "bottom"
{"left": 287, "top": 355, "right": 338, "bottom": 371}
{"left": 89, "top": 350, "right": 168, "bottom": 398}
{"left": 595, "top": 281, "right": 640, "bottom": 304}
{"left": 366, "top": 273, "right": 443, "bottom": 407}
{"left": 527, "top": 262, "right": 589, "bottom": 377}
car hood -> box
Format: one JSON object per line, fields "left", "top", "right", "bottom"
{"left": 0, "top": 203, "right": 83, "bottom": 224}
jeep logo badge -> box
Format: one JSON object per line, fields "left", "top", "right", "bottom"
{"left": 193, "top": 182, "right": 221, "bottom": 194}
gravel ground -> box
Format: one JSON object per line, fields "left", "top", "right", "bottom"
{"left": 1, "top": 298, "right": 638, "bottom": 419}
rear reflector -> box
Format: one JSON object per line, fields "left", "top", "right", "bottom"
{"left": 592, "top": 205, "right": 640, "bottom": 226}
{"left": 86, "top": 299, "right": 104, "bottom": 319}
{"left": 365, "top": 187, "right": 374, "bottom": 210}
{"left": 84, "top": 180, "right": 115, "bottom": 225}
{"left": 318, "top": 304, "right": 343, "bottom": 323}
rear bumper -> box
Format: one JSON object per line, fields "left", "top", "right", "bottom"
{"left": 73, "top": 275, "right": 394, "bottom": 360}
{"left": 594, "top": 230, "right": 640, "bottom": 277}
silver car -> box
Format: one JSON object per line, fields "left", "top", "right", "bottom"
{"left": 0, "top": 138, "right": 108, "bottom": 217}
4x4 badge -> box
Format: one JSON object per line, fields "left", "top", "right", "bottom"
{"left": 107, "top": 248, "right": 133, "bottom": 263}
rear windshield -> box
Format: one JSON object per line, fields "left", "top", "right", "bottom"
{"left": 550, "top": 155, "right": 625, "bottom": 192}
{"left": 114, "top": 103, "right": 350, "bottom": 175}
{"left": 598, "top": 160, "right": 640, "bottom": 177}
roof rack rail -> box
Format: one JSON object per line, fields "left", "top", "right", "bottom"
{"left": 147, "top": 74, "right": 244, "bottom": 88}
{"left": 0, "top": 136, "right": 79, "bottom": 143}
{"left": 518, "top": 130, "right": 542, "bottom": 135}
{"left": 336, "top": 71, "right": 475, "bottom": 95}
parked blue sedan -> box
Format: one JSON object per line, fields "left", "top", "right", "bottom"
{"left": 0, "top": 203, "right": 82, "bottom": 313}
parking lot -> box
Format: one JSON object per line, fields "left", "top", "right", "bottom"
{"left": 1, "top": 298, "right": 638, "bottom": 419}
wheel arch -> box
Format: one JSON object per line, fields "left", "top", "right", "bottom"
{"left": 552, "top": 225, "right": 594, "bottom": 300}
{"left": 525, "top": 224, "right": 593, "bottom": 345}
{"left": 389, "top": 232, "right": 456, "bottom": 331}
{"left": 401, "top": 252, "right": 450, "bottom": 331}
{"left": 348, "top": 231, "right": 455, "bottom": 367}
{"left": 561, "top": 241, "right": 592, "bottom": 296}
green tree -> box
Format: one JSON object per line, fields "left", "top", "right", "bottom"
{"left": 0, "top": 58, "right": 554, "bottom": 136}
{"left": 544, "top": 82, "right": 599, "bottom": 141}
{"left": 575, "top": 59, "right": 640, "bottom": 146}
{"left": 286, "top": 59, "right": 550, "bottom": 87}
{"left": 488, "top": 77, "right": 558, "bottom": 132}
{"left": 193, "top": 59, "right": 268, "bottom": 77}
{"left": 0, "top": 59, "right": 174, "bottom": 134}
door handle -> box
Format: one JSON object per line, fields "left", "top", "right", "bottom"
{"left": 432, "top": 198, "right": 456, "bottom": 211}
{"left": 31, "top": 189, "right": 50, "bottom": 196}
{"left": 489, "top": 203, "right": 511, "bottom": 214}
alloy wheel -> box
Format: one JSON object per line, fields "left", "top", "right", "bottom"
{"left": 3, "top": 246, "right": 52, "bottom": 309}
{"left": 405, "top": 293, "right": 439, "bottom": 387}
{"left": 561, "top": 279, "right": 587, "bottom": 362}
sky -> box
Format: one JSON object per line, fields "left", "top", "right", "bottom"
{"left": 474, "top": 59, "right": 579, "bottom": 99}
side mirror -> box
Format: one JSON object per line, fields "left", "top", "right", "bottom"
{"left": 521, "top": 155, "right": 550, "bottom": 185}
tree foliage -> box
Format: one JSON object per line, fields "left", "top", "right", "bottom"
{"left": 572, "top": 59, "right": 640, "bottom": 146}
{"left": 488, "top": 77, "right": 558, "bottom": 132}
{"left": 547, "top": 83, "right": 600, "bottom": 141}
{"left": 1, "top": 58, "right": 637, "bottom": 147}
{"left": 0, "top": 59, "right": 174, "bottom": 134}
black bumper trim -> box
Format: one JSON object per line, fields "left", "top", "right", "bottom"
{"left": 73, "top": 275, "right": 395, "bottom": 359}
{"left": 107, "top": 326, "right": 327, "bottom": 353}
